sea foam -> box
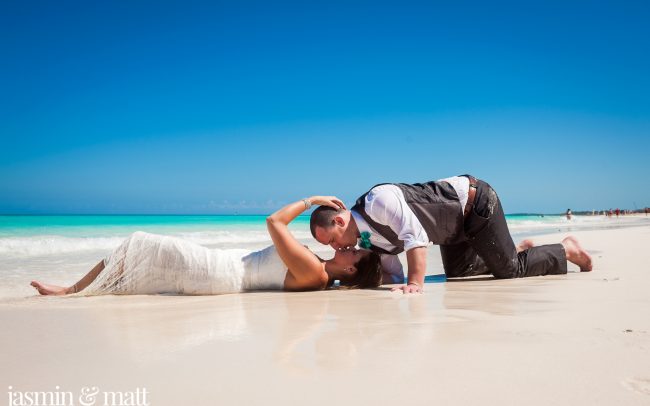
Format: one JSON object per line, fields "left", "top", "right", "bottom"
{"left": 0, "top": 230, "right": 312, "bottom": 257}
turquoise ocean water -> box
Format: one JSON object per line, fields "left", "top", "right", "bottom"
{"left": 0, "top": 215, "right": 307, "bottom": 237}
{"left": 0, "top": 213, "right": 643, "bottom": 257}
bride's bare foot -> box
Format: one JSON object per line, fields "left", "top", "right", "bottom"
{"left": 30, "top": 281, "right": 73, "bottom": 296}
{"left": 517, "top": 239, "right": 535, "bottom": 253}
{"left": 561, "top": 236, "right": 593, "bottom": 272}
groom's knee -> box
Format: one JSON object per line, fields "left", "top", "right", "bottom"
{"left": 492, "top": 270, "right": 515, "bottom": 279}
{"left": 490, "top": 259, "right": 521, "bottom": 279}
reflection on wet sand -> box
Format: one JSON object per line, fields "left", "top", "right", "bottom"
{"left": 443, "top": 276, "right": 567, "bottom": 317}
{"left": 70, "top": 287, "right": 452, "bottom": 371}
{"left": 272, "top": 289, "right": 446, "bottom": 372}
{"left": 14, "top": 273, "right": 567, "bottom": 374}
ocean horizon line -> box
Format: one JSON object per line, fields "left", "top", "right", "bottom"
{"left": 0, "top": 212, "right": 571, "bottom": 217}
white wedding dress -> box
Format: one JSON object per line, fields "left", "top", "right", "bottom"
{"left": 75, "top": 231, "right": 289, "bottom": 296}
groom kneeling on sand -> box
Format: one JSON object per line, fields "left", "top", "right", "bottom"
{"left": 310, "top": 174, "right": 593, "bottom": 293}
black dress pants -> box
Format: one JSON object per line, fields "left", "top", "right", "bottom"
{"left": 440, "top": 178, "right": 567, "bottom": 279}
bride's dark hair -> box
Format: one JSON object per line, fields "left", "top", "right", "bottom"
{"left": 339, "top": 252, "right": 383, "bottom": 289}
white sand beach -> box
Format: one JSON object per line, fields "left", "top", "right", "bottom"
{"left": 1, "top": 224, "right": 649, "bottom": 405}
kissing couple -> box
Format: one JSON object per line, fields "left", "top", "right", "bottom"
{"left": 31, "top": 174, "right": 592, "bottom": 297}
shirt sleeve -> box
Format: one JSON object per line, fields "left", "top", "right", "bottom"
{"left": 380, "top": 254, "right": 405, "bottom": 284}
{"left": 365, "top": 185, "right": 429, "bottom": 251}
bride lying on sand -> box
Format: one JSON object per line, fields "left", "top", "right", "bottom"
{"left": 30, "top": 196, "right": 383, "bottom": 296}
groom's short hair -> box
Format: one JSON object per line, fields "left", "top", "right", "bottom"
{"left": 310, "top": 206, "right": 342, "bottom": 237}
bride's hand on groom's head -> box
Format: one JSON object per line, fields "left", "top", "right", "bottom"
{"left": 310, "top": 196, "right": 346, "bottom": 210}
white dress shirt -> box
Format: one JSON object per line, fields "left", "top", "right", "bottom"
{"left": 352, "top": 176, "right": 470, "bottom": 280}
{"left": 351, "top": 185, "right": 430, "bottom": 252}
{"left": 439, "top": 175, "right": 470, "bottom": 212}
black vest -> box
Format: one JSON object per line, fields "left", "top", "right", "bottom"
{"left": 351, "top": 179, "right": 466, "bottom": 255}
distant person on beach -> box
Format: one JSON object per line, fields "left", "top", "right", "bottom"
{"left": 645, "top": 207, "right": 649, "bottom": 216}
{"left": 566, "top": 209, "right": 572, "bottom": 220}
{"left": 310, "top": 174, "right": 593, "bottom": 294}
{"left": 616, "top": 208, "right": 620, "bottom": 217}
{"left": 31, "top": 196, "right": 383, "bottom": 296}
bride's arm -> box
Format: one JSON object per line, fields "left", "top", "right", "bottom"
{"left": 266, "top": 196, "right": 345, "bottom": 290}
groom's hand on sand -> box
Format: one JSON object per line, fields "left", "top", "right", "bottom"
{"left": 391, "top": 283, "right": 423, "bottom": 294}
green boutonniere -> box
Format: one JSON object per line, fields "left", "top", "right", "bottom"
{"left": 359, "top": 231, "right": 372, "bottom": 249}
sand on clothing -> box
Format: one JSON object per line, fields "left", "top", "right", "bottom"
{"left": 1, "top": 225, "right": 649, "bottom": 405}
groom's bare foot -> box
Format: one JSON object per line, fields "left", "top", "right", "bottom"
{"left": 517, "top": 239, "right": 535, "bottom": 253}
{"left": 561, "top": 236, "right": 593, "bottom": 272}
{"left": 30, "top": 281, "right": 72, "bottom": 296}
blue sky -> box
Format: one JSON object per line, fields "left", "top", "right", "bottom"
{"left": 1, "top": 1, "right": 649, "bottom": 214}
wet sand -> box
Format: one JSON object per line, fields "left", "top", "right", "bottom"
{"left": 1, "top": 225, "right": 649, "bottom": 405}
